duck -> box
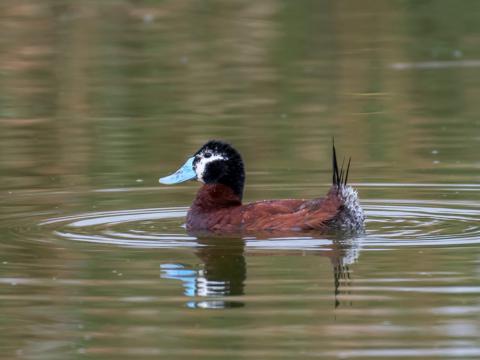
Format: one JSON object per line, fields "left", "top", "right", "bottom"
{"left": 159, "top": 140, "right": 365, "bottom": 233}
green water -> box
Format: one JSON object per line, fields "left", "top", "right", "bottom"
{"left": 1, "top": 1, "right": 480, "bottom": 359}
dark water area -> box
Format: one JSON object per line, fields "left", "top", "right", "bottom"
{"left": 1, "top": 1, "right": 480, "bottom": 359}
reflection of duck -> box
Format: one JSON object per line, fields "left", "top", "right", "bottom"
{"left": 161, "top": 234, "right": 362, "bottom": 309}
{"left": 159, "top": 140, "right": 364, "bottom": 233}
{"left": 161, "top": 236, "right": 246, "bottom": 309}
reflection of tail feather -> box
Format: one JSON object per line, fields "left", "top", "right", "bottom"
{"left": 329, "top": 235, "right": 362, "bottom": 308}
{"left": 333, "top": 263, "right": 353, "bottom": 309}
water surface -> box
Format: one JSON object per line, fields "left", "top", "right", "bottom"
{"left": 1, "top": 1, "right": 480, "bottom": 359}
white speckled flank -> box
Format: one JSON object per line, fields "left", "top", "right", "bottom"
{"left": 195, "top": 152, "right": 228, "bottom": 183}
{"left": 336, "top": 185, "right": 365, "bottom": 231}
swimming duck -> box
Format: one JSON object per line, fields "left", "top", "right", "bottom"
{"left": 159, "top": 140, "right": 365, "bottom": 233}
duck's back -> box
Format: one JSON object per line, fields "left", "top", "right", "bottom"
{"left": 241, "top": 198, "right": 332, "bottom": 231}
{"left": 241, "top": 185, "right": 363, "bottom": 232}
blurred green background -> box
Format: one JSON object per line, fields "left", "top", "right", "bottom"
{"left": 1, "top": 0, "right": 479, "bottom": 199}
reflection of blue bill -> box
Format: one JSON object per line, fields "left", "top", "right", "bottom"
{"left": 160, "top": 263, "right": 196, "bottom": 297}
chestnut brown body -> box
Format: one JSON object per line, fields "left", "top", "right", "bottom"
{"left": 187, "top": 184, "right": 344, "bottom": 232}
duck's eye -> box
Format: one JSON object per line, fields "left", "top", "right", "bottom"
{"left": 204, "top": 152, "right": 212, "bottom": 158}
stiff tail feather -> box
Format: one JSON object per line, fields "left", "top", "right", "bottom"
{"left": 332, "top": 138, "right": 351, "bottom": 189}
{"left": 329, "top": 138, "right": 365, "bottom": 231}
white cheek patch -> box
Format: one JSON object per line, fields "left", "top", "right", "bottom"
{"left": 195, "top": 153, "right": 227, "bottom": 183}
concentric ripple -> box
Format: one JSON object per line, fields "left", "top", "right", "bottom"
{"left": 39, "top": 199, "right": 480, "bottom": 250}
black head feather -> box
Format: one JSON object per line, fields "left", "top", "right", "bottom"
{"left": 193, "top": 140, "right": 245, "bottom": 199}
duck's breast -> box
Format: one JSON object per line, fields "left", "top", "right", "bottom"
{"left": 187, "top": 205, "right": 243, "bottom": 231}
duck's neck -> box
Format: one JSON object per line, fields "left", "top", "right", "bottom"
{"left": 191, "top": 184, "right": 242, "bottom": 211}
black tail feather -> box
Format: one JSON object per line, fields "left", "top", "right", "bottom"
{"left": 332, "top": 138, "right": 339, "bottom": 186}
{"left": 344, "top": 157, "right": 351, "bottom": 186}
{"left": 332, "top": 139, "right": 351, "bottom": 188}
{"left": 340, "top": 156, "right": 345, "bottom": 186}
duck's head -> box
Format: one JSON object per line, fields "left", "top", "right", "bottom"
{"left": 159, "top": 140, "right": 245, "bottom": 199}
